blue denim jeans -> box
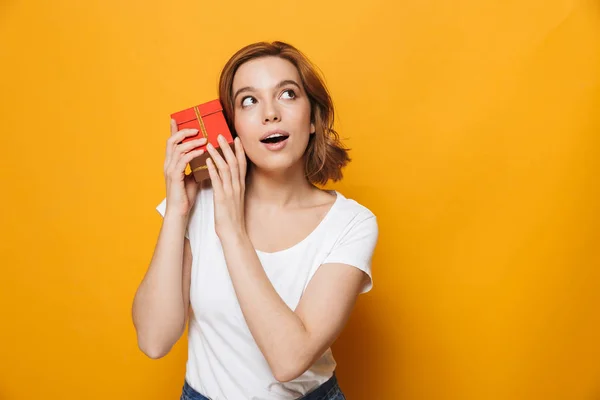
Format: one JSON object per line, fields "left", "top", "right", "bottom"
{"left": 180, "top": 372, "right": 346, "bottom": 400}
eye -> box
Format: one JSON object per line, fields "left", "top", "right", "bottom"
{"left": 281, "top": 89, "right": 296, "bottom": 99}
{"left": 241, "top": 96, "right": 256, "bottom": 107}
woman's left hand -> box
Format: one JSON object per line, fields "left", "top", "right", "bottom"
{"left": 205, "top": 135, "right": 248, "bottom": 240}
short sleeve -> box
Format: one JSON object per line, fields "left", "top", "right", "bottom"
{"left": 155, "top": 198, "right": 191, "bottom": 240}
{"left": 322, "top": 211, "right": 379, "bottom": 294}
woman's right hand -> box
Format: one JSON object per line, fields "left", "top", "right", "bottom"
{"left": 163, "top": 119, "right": 208, "bottom": 217}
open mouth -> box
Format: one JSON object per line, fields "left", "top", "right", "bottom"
{"left": 260, "top": 134, "right": 289, "bottom": 144}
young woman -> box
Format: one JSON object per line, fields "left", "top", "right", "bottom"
{"left": 132, "top": 41, "right": 379, "bottom": 400}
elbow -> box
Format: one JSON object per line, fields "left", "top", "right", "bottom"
{"left": 140, "top": 344, "right": 169, "bottom": 360}
{"left": 274, "top": 367, "right": 304, "bottom": 383}
{"left": 273, "top": 370, "right": 295, "bottom": 383}
{"left": 136, "top": 335, "right": 173, "bottom": 360}
{"left": 138, "top": 341, "right": 170, "bottom": 359}
{"left": 270, "top": 337, "right": 314, "bottom": 382}
{"left": 133, "top": 318, "right": 185, "bottom": 360}
{"left": 272, "top": 359, "right": 309, "bottom": 383}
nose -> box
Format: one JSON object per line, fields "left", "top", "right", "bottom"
{"left": 262, "top": 101, "right": 280, "bottom": 124}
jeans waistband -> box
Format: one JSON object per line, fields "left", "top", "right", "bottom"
{"left": 181, "top": 380, "right": 210, "bottom": 400}
{"left": 181, "top": 372, "right": 340, "bottom": 400}
{"left": 297, "top": 372, "right": 339, "bottom": 399}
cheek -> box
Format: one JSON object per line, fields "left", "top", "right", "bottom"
{"left": 300, "top": 101, "right": 313, "bottom": 125}
{"left": 286, "top": 102, "right": 312, "bottom": 126}
{"left": 233, "top": 113, "right": 255, "bottom": 138}
{"left": 233, "top": 115, "right": 260, "bottom": 156}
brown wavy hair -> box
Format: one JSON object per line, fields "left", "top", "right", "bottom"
{"left": 218, "top": 41, "right": 351, "bottom": 186}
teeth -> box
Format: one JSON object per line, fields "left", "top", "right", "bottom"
{"left": 266, "top": 133, "right": 285, "bottom": 139}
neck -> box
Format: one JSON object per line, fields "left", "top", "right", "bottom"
{"left": 245, "top": 161, "right": 317, "bottom": 208}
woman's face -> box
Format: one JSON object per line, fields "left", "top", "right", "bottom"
{"left": 231, "top": 56, "right": 315, "bottom": 174}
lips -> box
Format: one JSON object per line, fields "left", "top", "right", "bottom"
{"left": 260, "top": 130, "right": 290, "bottom": 144}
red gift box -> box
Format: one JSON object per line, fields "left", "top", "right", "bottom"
{"left": 170, "top": 99, "right": 235, "bottom": 183}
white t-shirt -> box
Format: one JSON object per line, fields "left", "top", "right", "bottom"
{"left": 155, "top": 181, "right": 378, "bottom": 400}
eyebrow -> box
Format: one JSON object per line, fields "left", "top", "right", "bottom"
{"left": 233, "top": 79, "right": 301, "bottom": 102}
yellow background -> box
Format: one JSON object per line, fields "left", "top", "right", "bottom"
{"left": 1, "top": 0, "right": 599, "bottom": 399}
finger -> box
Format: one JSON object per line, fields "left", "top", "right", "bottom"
{"left": 166, "top": 129, "right": 203, "bottom": 162}
{"left": 206, "top": 142, "right": 232, "bottom": 194}
{"left": 234, "top": 137, "right": 247, "bottom": 183}
{"left": 165, "top": 119, "right": 179, "bottom": 167}
{"left": 218, "top": 135, "right": 240, "bottom": 193}
{"left": 206, "top": 158, "right": 223, "bottom": 198}
{"left": 168, "top": 128, "right": 200, "bottom": 149}
{"left": 173, "top": 149, "right": 205, "bottom": 176}
{"left": 174, "top": 138, "right": 208, "bottom": 156}
{"left": 166, "top": 135, "right": 204, "bottom": 167}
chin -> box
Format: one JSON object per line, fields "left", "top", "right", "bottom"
{"left": 247, "top": 152, "right": 303, "bottom": 175}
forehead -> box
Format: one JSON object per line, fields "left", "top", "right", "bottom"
{"left": 232, "top": 56, "right": 301, "bottom": 90}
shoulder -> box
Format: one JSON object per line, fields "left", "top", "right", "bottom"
{"left": 317, "top": 190, "right": 379, "bottom": 248}
{"left": 332, "top": 190, "right": 377, "bottom": 226}
{"left": 318, "top": 191, "right": 379, "bottom": 293}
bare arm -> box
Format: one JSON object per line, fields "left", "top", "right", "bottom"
{"left": 132, "top": 213, "right": 193, "bottom": 359}
{"left": 131, "top": 120, "right": 207, "bottom": 358}
{"left": 221, "top": 234, "right": 366, "bottom": 382}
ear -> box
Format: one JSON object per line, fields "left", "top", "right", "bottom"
{"left": 310, "top": 122, "right": 316, "bottom": 135}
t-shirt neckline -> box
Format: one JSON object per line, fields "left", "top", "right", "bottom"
{"left": 254, "top": 190, "right": 341, "bottom": 256}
